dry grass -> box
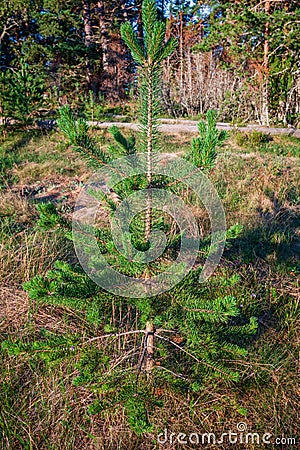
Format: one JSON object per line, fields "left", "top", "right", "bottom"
{"left": 0, "top": 287, "right": 29, "bottom": 334}
{"left": 0, "top": 189, "right": 36, "bottom": 221}
{"left": 0, "top": 229, "right": 72, "bottom": 286}
{"left": 0, "top": 130, "right": 299, "bottom": 449}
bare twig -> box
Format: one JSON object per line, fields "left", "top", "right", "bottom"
{"left": 155, "top": 333, "right": 231, "bottom": 376}
{"left": 81, "top": 329, "right": 146, "bottom": 346}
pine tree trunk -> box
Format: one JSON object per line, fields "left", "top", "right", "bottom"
{"left": 82, "top": 0, "right": 94, "bottom": 94}
{"left": 98, "top": 1, "right": 109, "bottom": 72}
{"left": 261, "top": 0, "right": 270, "bottom": 126}
{"left": 179, "top": 10, "right": 184, "bottom": 100}
{"left": 145, "top": 66, "right": 153, "bottom": 241}
{"left": 144, "top": 64, "right": 154, "bottom": 369}
{"left": 145, "top": 321, "right": 154, "bottom": 371}
{"left": 136, "top": 0, "right": 143, "bottom": 41}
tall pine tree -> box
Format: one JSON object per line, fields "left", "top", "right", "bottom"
{"left": 194, "top": 0, "right": 300, "bottom": 125}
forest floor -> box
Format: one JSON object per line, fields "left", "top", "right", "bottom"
{"left": 0, "top": 127, "right": 299, "bottom": 449}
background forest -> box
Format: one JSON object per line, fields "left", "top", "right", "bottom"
{"left": 1, "top": 0, "right": 300, "bottom": 126}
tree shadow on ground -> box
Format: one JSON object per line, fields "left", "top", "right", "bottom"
{"left": 220, "top": 193, "right": 299, "bottom": 348}
{"left": 0, "top": 130, "right": 47, "bottom": 185}
{"left": 227, "top": 192, "right": 300, "bottom": 268}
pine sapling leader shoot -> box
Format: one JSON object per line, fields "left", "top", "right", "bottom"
{"left": 121, "top": 0, "right": 177, "bottom": 241}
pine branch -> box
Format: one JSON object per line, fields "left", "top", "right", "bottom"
{"left": 155, "top": 333, "right": 235, "bottom": 378}
{"left": 186, "top": 109, "right": 228, "bottom": 171}
{"left": 57, "top": 106, "right": 109, "bottom": 167}
{"left": 108, "top": 125, "right": 136, "bottom": 155}
{"left": 120, "top": 22, "right": 146, "bottom": 65}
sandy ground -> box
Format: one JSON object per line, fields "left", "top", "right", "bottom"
{"left": 89, "top": 119, "right": 300, "bottom": 138}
